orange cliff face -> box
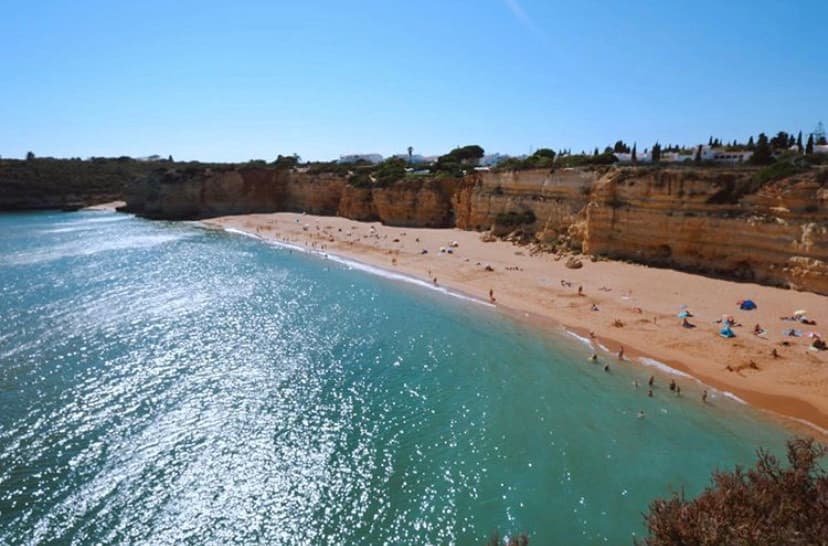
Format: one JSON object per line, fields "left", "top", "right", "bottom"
{"left": 123, "top": 165, "right": 828, "bottom": 295}
{"left": 583, "top": 168, "right": 828, "bottom": 294}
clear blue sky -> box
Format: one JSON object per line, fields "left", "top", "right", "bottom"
{"left": 2, "top": 0, "right": 826, "bottom": 162}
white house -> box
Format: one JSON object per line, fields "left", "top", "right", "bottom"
{"left": 700, "top": 145, "right": 753, "bottom": 163}
{"left": 392, "top": 153, "right": 427, "bottom": 164}
{"left": 338, "top": 153, "right": 383, "bottom": 164}
{"left": 661, "top": 152, "right": 695, "bottom": 163}
{"left": 814, "top": 144, "right": 828, "bottom": 155}
{"left": 613, "top": 151, "right": 652, "bottom": 163}
{"left": 480, "top": 153, "right": 511, "bottom": 166}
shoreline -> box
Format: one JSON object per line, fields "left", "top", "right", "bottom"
{"left": 201, "top": 212, "right": 828, "bottom": 441}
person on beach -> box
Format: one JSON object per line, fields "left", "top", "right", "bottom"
{"left": 771, "top": 348, "right": 780, "bottom": 358}
{"left": 489, "top": 289, "right": 496, "bottom": 303}
{"left": 433, "top": 277, "right": 438, "bottom": 285}
{"left": 702, "top": 390, "right": 708, "bottom": 403}
{"left": 578, "top": 285, "right": 584, "bottom": 296}
{"left": 617, "top": 346, "right": 624, "bottom": 360}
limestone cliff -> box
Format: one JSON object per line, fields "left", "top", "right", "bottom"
{"left": 122, "top": 164, "right": 828, "bottom": 295}
{"left": 584, "top": 168, "right": 828, "bottom": 293}
{"left": 0, "top": 158, "right": 164, "bottom": 211}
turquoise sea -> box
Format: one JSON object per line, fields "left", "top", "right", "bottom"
{"left": 0, "top": 211, "right": 790, "bottom": 545}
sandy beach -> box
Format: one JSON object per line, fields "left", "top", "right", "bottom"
{"left": 82, "top": 200, "right": 125, "bottom": 211}
{"left": 204, "top": 212, "right": 828, "bottom": 438}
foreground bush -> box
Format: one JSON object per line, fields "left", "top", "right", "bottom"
{"left": 642, "top": 438, "right": 828, "bottom": 546}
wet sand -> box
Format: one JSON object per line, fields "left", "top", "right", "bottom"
{"left": 204, "top": 212, "right": 828, "bottom": 439}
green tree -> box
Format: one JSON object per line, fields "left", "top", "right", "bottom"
{"left": 273, "top": 154, "right": 299, "bottom": 168}
{"left": 373, "top": 157, "right": 407, "bottom": 186}
{"left": 642, "top": 438, "right": 827, "bottom": 546}
{"left": 407, "top": 146, "right": 413, "bottom": 164}
{"left": 631, "top": 143, "right": 637, "bottom": 163}
{"left": 612, "top": 140, "right": 630, "bottom": 153}
{"left": 747, "top": 136, "right": 755, "bottom": 150}
{"left": 26, "top": 151, "right": 35, "bottom": 160}
{"left": 694, "top": 145, "right": 702, "bottom": 162}
{"left": 796, "top": 131, "right": 803, "bottom": 151}
{"left": 168, "top": 154, "right": 174, "bottom": 162}
{"left": 806, "top": 134, "right": 814, "bottom": 155}
{"left": 751, "top": 133, "right": 773, "bottom": 164}
{"left": 593, "top": 147, "right": 599, "bottom": 156}
{"left": 651, "top": 142, "right": 661, "bottom": 163}
{"left": 770, "top": 131, "right": 790, "bottom": 150}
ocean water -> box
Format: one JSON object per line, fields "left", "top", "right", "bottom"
{"left": 0, "top": 211, "right": 790, "bottom": 545}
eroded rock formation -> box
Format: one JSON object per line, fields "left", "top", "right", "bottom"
{"left": 121, "top": 164, "right": 828, "bottom": 294}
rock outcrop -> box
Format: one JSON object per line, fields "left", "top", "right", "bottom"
{"left": 120, "top": 164, "right": 828, "bottom": 295}
{"left": 583, "top": 168, "right": 828, "bottom": 294}
{"left": 0, "top": 158, "right": 165, "bottom": 211}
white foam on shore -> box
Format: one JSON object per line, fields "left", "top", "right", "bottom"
{"left": 788, "top": 416, "right": 828, "bottom": 437}
{"left": 718, "top": 390, "right": 747, "bottom": 404}
{"left": 565, "top": 330, "right": 593, "bottom": 348}
{"left": 213, "top": 223, "right": 828, "bottom": 440}
{"left": 638, "top": 357, "right": 693, "bottom": 379}
{"left": 216, "top": 225, "right": 494, "bottom": 308}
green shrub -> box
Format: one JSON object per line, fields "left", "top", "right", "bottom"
{"left": 495, "top": 210, "right": 536, "bottom": 227}
{"left": 752, "top": 160, "right": 807, "bottom": 186}
{"left": 642, "top": 438, "right": 827, "bottom": 546}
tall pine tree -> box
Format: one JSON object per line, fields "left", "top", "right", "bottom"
{"left": 806, "top": 134, "right": 814, "bottom": 155}
{"left": 751, "top": 133, "right": 773, "bottom": 164}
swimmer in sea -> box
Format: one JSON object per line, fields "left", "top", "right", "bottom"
{"left": 648, "top": 389, "right": 653, "bottom": 397}
{"left": 589, "top": 353, "right": 598, "bottom": 362}
{"left": 633, "top": 379, "right": 640, "bottom": 389}
{"left": 637, "top": 410, "right": 645, "bottom": 419}
{"left": 603, "top": 363, "right": 610, "bottom": 372}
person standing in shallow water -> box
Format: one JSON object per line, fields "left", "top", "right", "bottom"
{"left": 702, "top": 390, "right": 708, "bottom": 403}
{"left": 617, "top": 346, "right": 624, "bottom": 360}
{"left": 648, "top": 375, "right": 654, "bottom": 387}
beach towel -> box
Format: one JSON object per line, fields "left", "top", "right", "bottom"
{"left": 719, "top": 326, "right": 735, "bottom": 338}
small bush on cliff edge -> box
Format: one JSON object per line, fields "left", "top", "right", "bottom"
{"left": 495, "top": 210, "right": 536, "bottom": 227}
{"left": 641, "top": 437, "right": 828, "bottom": 546}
